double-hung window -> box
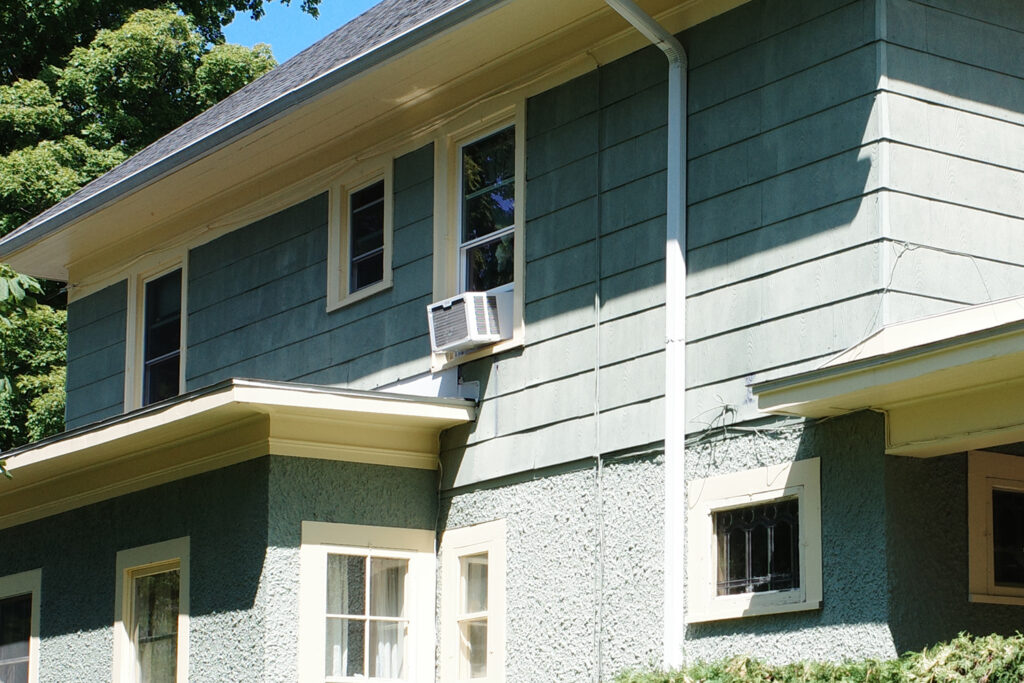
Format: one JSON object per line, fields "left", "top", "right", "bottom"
{"left": 0, "top": 570, "right": 40, "bottom": 683}
{"left": 114, "top": 538, "right": 189, "bottom": 683}
{"left": 142, "top": 269, "right": 182, "bottom": 406}
{"left": 687, "top": 458, "right": 821, "bottom": 622}
{"left": 968, "top": 451, "right": 1024, "bottom": 604}
{"left": 299, "top": 522, "right": 433, "bottom": 683}
{"left": 459, "top": 127, "right": 516, "bottom": 293}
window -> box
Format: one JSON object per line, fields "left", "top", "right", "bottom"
{"left": 440, "top": 520, "right": 506, "bottom": 682}
{"left": 126, "top": 258, "right": 187, "bottom": 410}
{"left": 968, "top": 450, "right": 1024, "bottom": 604}
{"left": 431, "top": 104, "right": 525, "bottom": 371}
{"left": 114, "top": 538, "right": 189, "bottom": 683}
{"left": 327, "top": 162, "right": 393, "bottom": 310}
{"left": 142, "top": 269, "right": 182, "bottom": 406}
{"left": 687, "top": 458, "right": 821, "bottom": 623}
{"left": 299, "top": 522, "right": 434, "bottom": 683}
{"left": 0, "top": 570, "right": 40, "bottom": 683}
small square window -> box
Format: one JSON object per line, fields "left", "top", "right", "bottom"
{"left": 0, "top": 570, "right": 40, "bottom": 683}
{"left": 327, "top": 163, "right": 393, "bottom": 311}
{"left": 968, "top": 451, "right": 1024, "bottom": 604}
{"left": 687, "top": 458, "right": 821, "bottom": 623}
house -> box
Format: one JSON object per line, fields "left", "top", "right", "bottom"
{"left": 0, "top": 0, "right": 1023, "bottom": 679}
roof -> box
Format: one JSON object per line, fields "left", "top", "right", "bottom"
{"left": 0, "top": 0, "right": 487, "bottom": 258}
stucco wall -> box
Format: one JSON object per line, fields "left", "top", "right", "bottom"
{"left": 0, "top": 459, "right": 270, "bottom": 682}
{"left": 684, "top": 411, "right": 899, "bottom": 664}
{"left": 440, "top": 455, "right": 663, "bottom": 682}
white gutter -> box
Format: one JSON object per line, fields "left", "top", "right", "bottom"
{"left": 602, "top": 0, "right": 688, "bottom": 670}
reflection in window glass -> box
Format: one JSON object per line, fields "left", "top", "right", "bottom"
{"left": 0, "top": 593, "right": 30, "bottom": 683}
{"left": 349, "top": 180, "right": 386, "bottom": 293}
{"left": 132, "top": 569, "right": 179, "bottom": 683}
{"left": 325, "top": 554, "right": 409, "bottom": 680}
{"left": 459, "top": 554, "right": 488, "bottom": 679}
{"left": 460, "top": 127, "right": 515, "bottom": 292}
{"left": 715, "top": 499, "right": 799, "bottom": 596}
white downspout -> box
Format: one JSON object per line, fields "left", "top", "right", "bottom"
{"left": 602, "top": 0, "right": 688, "bottom": 670}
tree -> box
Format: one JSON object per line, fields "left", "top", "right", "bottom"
{"left": 0, "top": 7, "right": 280, "bottom": 452}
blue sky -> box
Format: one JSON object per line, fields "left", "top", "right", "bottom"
{"left": 223, "top": 0, "right": 381, "bottom": 63}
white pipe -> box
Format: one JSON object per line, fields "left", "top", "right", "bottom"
{"left": 603, "top": 0, "right": 688, "bottom": 670}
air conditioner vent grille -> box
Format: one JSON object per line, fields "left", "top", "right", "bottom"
{"left": 431, "top": 299, "right": 470, "bottom": 349}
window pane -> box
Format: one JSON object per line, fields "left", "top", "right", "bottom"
{"left": 133, "top": 570, "right": 179, "bottom": 683}
{"left": 350, "top": 183, "right": 385, "bottom": 259}
{"left": 462, "top": 127, "right": 515, "bottom": 244}
{"left": 327, "top": 555, "right": 365, "bottom": 616}
{"left": 462, "top": 555, "right": 488, "bottom": 614}
{"left": 0, "top": 593, "right": 30, "bottom": 683}
{"left": 464, "top": 234, "right": 513, "bottom": 292}
{"left": 144, "top": 356, "right": 180, "bottom": 406}
{"left": 325, "top": 617, "right": 364, "bottom": 678}
{"left": 144, "top": 271, "right": 181, "bottom": 361}
{"left": 993, "top": 489, "right": 1024, "bottom": 586}
{"left": 350, "top": 251, "right": 384, "bottom": 293}
{"left": 368, "top": 620, "right": 406, "bottom": 679}
{"left": 368, "top": 558, "right": 406, "bottom": 618}
{"left": 716, "top": 499, "right": 799, "bottom": 595}
{"left": 459, "top": 619, "right": 487, "bottom": 679}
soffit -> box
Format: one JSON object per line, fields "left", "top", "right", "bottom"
{"left": 0, "top": 0, "right": 744, "bottom": 282}
{"left": 0, "top": 379, "right": 475, "bottom": 530}
{"left": 753, "top": 296, "right": 1024, "bottom": 457}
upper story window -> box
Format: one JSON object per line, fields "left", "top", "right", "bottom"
{"left": 114, "top": 538, "right": 190, "bottom": 683}
{"left": 0, "top": 569, "right": 40, "bottom": 683}
{"left": 687, "top": 458, "right": 821, "bottom": 623}
{"left": 327, "top": 160, "right": 393, "bottom": 311}
{"left": 459, "top": 127, "right": 515, "bottom": 293}
{"left": 142, "top": 269, "right": 182, "bottom": 406}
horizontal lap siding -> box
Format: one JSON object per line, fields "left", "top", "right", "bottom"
{"left": 683, "top": 0, "right": 881, "bottom": 429}
{"left": 185, "top": 144, "right": 435, "bottom": 391}
{"left": 880, "top": 0, "right": 1024, "bottom": 323}
{"left": 65, "top": 281, "right": 127, "bottom": 429}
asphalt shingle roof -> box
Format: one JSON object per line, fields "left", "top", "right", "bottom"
{"left": 4, "top": 0, "right": 471, "bottom": 246}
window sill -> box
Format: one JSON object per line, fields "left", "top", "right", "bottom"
{"left": 326, "top": 279, "right": 392, "bottom": 312}
{"left": 430, "top": 334, "right": 524, "bottom": 373}
{"left": 687, "top": 595, "right": 821, "bottom": 624}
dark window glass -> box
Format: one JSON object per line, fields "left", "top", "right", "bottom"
{"left": 993, "top": 489, "right": 1024, "bottom": 587}
{"left": 349, "top": 180, "right": 386, "bottom": 293}
{"left": 133, "top": 570, "right": 179, "bottom": 683}
{"left": 715, "top": 499, "right": 800, "bottom": 596}
{"left": 0, "top": 593, "right": 31, "bottom": 683}
{"left": 143, "top": 270, "right": 182, "bottom": 406}
{"left": 460, "top": 127, "right": 515, "bottom": 292}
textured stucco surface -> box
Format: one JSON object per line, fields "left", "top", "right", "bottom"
{"left": 261, "top": 456, "right": 438, "bottom": 681}
{"left": 0, "top": 459, "right": 270, "bottom": 682}
{"left": 440, "top": 455, "right": 663, "bottom": 682}
{"left": 684, "top": 411, "right": 900, "bottom": 663}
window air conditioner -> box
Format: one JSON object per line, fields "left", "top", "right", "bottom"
{"left": 427, "top": 290, "right": 512, "bottom": 353}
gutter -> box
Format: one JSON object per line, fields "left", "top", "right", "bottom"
{"left": 602, "top": 0, "right": 688, "bottom": 670}
{"left": 0, "top": 0, "right": 507, "bottom": 258}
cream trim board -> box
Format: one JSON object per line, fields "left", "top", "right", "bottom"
{"left": 113, "top": 537, "right": 190, "bottom": 683}
{"left": 686, "top": 458, "right": 822, "bottom": 623}
{"left": 968, "top": 450, "right": 1024, "bottom": 605}
{"left": 0, "top": 568, "right": 42, "bottom": 683}
{"left": 298, "top": 522, "right": 435, "bottom": 683}
{"left": 326, "top": 155, "right": 394, "bottom": 311}
{"left": 124, "top": 253, "right": 188, "bottom": 411}
{"left": 430, "top": 100, "right": 526, "bottom": 372}
{"left": 440, "top": 519, "right": 506, "bottom": 683}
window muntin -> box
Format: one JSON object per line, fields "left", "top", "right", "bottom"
{"left": 142, "top": 269, "right": 182, "bottom": 406}
{"left": 687, "top": 458, "right": 821, "bottom": 623}
{"left": 348, "top": 180, "right": 386, "bottom": 293}
{"left": 715, "top": 499, "right": 799, "bottom": 596}
{"left": 0, "top": 593, "right": 31, "bottom": 683}
{"left": 459, "top": 127, "right": 515, "bottom": 293}
{"left": 458, "top": 554, "right": 488, "bottom": 679}
{"left": 325, "top": 554, "right": 409, "bottom": 680}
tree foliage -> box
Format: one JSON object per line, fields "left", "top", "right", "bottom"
{"left": 0, "top": 5, "right": 281, "bottom": 452}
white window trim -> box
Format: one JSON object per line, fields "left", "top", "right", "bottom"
{"left": 968, "top": 450, "right": 1024, "bottom": 605}
{"left": 113, "top": 537, "right": 190, "bottom": 683}
{"left": 431, "top": 101, "right": 526, "bottom": 372}
{"left": 326, "top": 157, "right": 394, "bottom": 311}
{"left": 298, "top": 521, "right": 435, "bottom": 683}
{"left": 686, "top": 458, "right": 822, "bottom": 623}
{"left": 124, "top": 254, "right": 188, "bottom": 410}
{"left": 0, "top": 568, "right": 42, "bottom": 683}
{"left": 440, "top": 519, "right": 506, "bottom": 683}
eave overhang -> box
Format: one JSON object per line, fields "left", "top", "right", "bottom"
{"left": 0, "top": 378, "right": 475, "bottom": 530}
{"left": 0, "top": 0, "right": 745, "bottom": 284}
{"left": 753, "top": 297, "right": 1024, "bottom": 458}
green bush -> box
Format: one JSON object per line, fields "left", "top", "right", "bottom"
{"left": 617, "top": 633, "right": 1024, "bottom": 683}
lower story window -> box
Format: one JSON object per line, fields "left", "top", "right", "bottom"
{"left": 968, "top": 450, "right": 1024, "bottom": 604}
{"left": 687, "top": 458, "right": 821, "bottom": 623}
{"left": 299, "top": 522, "right": 434, "bottom": 683}
{"left": 0, "top": 570, "right": 40, "bottom": 683}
